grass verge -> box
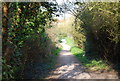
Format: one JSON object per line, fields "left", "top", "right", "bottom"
{"left": 65, "top": 37, "right": 110, "bottom": 71}
{"left": 52, "top": 47, "right": 62, "bottom": 56}
{"left": 70, "top": 46, "right": 110, "bottom": 71}
{"left": 46, "top": 47, "right": 62, "bottom": 70}
{"left": 65, "top": 37, "right": 76, "bottom": 47}
{"left": 38, "top": 47, "right": 62, "bottom": 79}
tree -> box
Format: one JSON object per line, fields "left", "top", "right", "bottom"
{"left": 2, "top": 1, "right": 59, "bottom": 79}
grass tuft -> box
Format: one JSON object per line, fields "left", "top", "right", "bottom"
{"left": 52, "top": 47, "right": 62, "bottom": 56}
{"left": 65, "top": 37, "right": 110, "bottom": 71}
{"left": 71, "top": 47, "right": 110, "bottom": 71}
{"left": 65, "top": 37, "right": 76, "bottom": 47}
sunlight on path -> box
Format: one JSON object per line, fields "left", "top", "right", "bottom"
{"left": 46, "top": 39, "right": 118, "bottom": 79}
{"left": 60, "top": 39, "right": 71, "bottom": 50}
{"left": 46, "top": 39, "right": 91, "bottom": 79}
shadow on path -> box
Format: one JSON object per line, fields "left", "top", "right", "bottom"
{"left": 46, "top": 48, "right": 118, "bottom": 79}
{"left": 46, "top": 49, "right": 91, "bottom": 79}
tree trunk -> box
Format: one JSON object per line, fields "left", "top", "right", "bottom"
{"left": 2, "top": 2, "right": 10, "bottom": 63}
{"left": 2, "top": 2, "right": 9, "bottom": 55}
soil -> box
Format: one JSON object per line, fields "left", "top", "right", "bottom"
{"left": 23, "top": 43, "right": 119, "bottom": 79}
{"left": 45, "top": 43, "right": 118, "bottom": 79}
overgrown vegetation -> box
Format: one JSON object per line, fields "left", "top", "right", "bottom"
{"left": 60, "top": 1, "right": 120, "bottom": 77}
{"left": 2, "top": 1, "right": 120, "bottom": 79}
{"left": 52, "top": 47, "right": 62, "bottom": 56}
{"left": 72, "top": 2, "right": 120, "bottom": 64}
{"left": 65, "top": 37, "right": 110, "bottom": 71}
{"left": 2, "top": 2, "right": 60, "bottom": 79}
{"left": 63, "top": 2, "right": 120, "bottom": 73}
{"left": 65, "top": 37, "right": 75, "bottom": 47}
{"left": 71, "top": 46, "right": 110, "bottom": 71}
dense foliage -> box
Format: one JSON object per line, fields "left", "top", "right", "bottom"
{"left": 72, "top": 2, "right": 120, "bottom": 65}
{"left": 2, "top": 1, "right": 120, "bottom": 79}
{"left": 2, "top": 2, "right": 58, "bottom": 79}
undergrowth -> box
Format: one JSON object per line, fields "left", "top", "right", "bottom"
{"left": 71, "top": 46, "right": 110, "bottom": 71}
{"left": 22, "top": 47, "right": 62, "bottom": 79}
{"left": 65, "top": 37, "right": 76, "bottom": 47}
{"left": 40, "top": 47, "right": 61, "bottom": 78}
{"left": 65, "top": 37, "right": 110, "bottom": 71}
{"left": 52, "top": 47, "right": 62, "bottom": 56}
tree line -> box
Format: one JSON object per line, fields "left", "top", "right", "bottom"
{"left": 2, "top": 2, "right": 58, "bottom": 79}
{"left": 71, "top": 2, "right": 120, "bottom": 67}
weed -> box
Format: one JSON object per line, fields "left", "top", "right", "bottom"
{"left": 65, "top": 37, "right": 110, "bottom": 71}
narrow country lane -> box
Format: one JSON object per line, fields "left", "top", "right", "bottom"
{"left": 46, "top": 50, "right": 91, "bottom": 79}
{"left": 46, "top": 40, "right": 91, "bottom": 79}
{"left": 46, "top": 40, "right": 118, "bottom": 79}
{"left": 23, "top": 39, "right": 118, "bottom": 79}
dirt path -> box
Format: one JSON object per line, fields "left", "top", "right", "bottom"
{"left": 46, "top": 49, "right": 91, "bottom": 79}
{"left": 46, "top": 42, "right": 118, "bottom": 79}
{"left": 23, "top": 40, "right": 118, "bottom": 79}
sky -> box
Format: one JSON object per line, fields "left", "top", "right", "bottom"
{"left": 55, "top": 0, "right": 74, "bottom": 20}
{"left": 56, "top": 0, "right": 71, "bottom": 5}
